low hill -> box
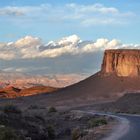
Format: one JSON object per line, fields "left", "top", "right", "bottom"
{"left": 0, "top": 86, "right": 21, "bottom": 98}
{"left": 93, "top": 93, "right": 140, "bottom": 114}
{"left": 0, "top": 86, "right": 58, "bottom": 98}
{"left": 20, "top": 86, "right": 58, "bottom": 97}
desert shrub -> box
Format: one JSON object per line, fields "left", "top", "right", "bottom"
{"left": 88, "top": 118, "right": 107, "bottom": 127}
{"left": 48, "top": 107, "right": 57, "bottom": 113}
{"left": 28, "top": 105, "right": 39, "bottom": 110}
{"left": 47, "top": 125, "right": 56, "bottom": 139}
{"left": 3, "top": 105, "right": 22, "bottom": 114}
{"left": 0, "top": 127, "right": 22, "bottom": 140}
{"left": 71, "top": 128, "right": 81, "bottom": 140}
{"left": 34, "top": 114, "right": 45, "bottom": 122}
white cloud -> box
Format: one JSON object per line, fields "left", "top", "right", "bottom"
{"left": 66, "top": 3, "right": 119, "bottom": 14}
{"left": 81, "top": 38, "right": 121, "bottom": 53}
{"left": 0, "top": 35, "right": 140, "bottom": 76}
{"left": 14, "top": 36, "right": 42, "bottom": 48}
{"left": 38, "top": 46, "right": 78, "bottom": 58}
{"left": 0, "top": 35, "right": 139, "bottom": 60}
{"left": 57, "top": 35, "right": 81, "bottom": 46}
{"left": 0, "top": 53, "right": 15, "bottom": 60}
{"left": 0, "top": 3, "right": 134, "bottom": 26}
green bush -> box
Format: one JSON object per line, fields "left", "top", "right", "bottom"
{"left": 71, "top": 128, "right": 81, "bottom": 140}
{"left": 48, "top": 107, "right": 57, "bottom": 113}
{"left": 3, "top": 105, "right": 22, "bottom": 114}
{"left": 88, "top": 118, "right": 107, "bottom": 127}
{"left": 0, "top": 127, "right": 22, "bottom": 140}
{"left": 47, "top": 125, "right": 56, "bottom": 139}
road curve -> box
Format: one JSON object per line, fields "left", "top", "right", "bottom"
{"left": 117, "top": 114, "right": 140, "bottom": 140}
{"left": 102, "top": 113, "right": 130, "bottom": 140}
{"left": 78, "top": 110, "right": 140, "bottom": 140}
{"left": 85, "top": 111, "right": 130, "bottom": 140}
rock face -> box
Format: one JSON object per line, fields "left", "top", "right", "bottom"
{"left": 101, "top": 49, "right": 140, "bottom": 77}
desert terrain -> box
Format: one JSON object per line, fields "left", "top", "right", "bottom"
{"left": 1, "top": 49, "right": 140, "bottom": 140}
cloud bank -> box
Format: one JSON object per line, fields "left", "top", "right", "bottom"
{"left": 0, "top": 35, "right": 139, "bottom": 76}
{"left": 0, "top": 35, "right": 139, "bottom": 60}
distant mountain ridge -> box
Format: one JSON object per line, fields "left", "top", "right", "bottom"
{"left": 0, "top": 71, "right": 86, "bottom": 88}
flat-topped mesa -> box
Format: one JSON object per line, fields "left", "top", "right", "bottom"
{"left": 101, "top": 49, "right": 140, "bottom": 77}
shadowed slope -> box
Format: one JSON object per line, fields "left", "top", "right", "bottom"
{"left": 15, "top": 72, "right": 140, "bottom": 107}
{"left": 50, "top": 72, "right": 140, "bottom": 100}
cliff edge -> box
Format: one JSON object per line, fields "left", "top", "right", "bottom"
{"left": 101, "top": 49, "right": 140, "bottom": 77}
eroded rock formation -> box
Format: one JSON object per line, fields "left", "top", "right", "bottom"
{"left": 101, "top": 49, "right": 140, "bottom": 77}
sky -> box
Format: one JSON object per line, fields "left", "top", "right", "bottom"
{"left": 0, "top": 0, "right": 140, "bottom": 43}
{"left": 0, "top": 0, "right": 139, "bottom": 76}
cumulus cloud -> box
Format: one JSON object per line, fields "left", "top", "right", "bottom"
{"left": 0, "top": 35, "right": 139, "bottom": 75}
{"left": 0, "top": 53, "right": 15, "bottom": 60}
{"left": 0, "top": 3, "right": 134, "bottom": 26}
{"left": 81, "top": 38, "right": 121, "bottom": 53}
{"left": 14, "top": 36, "right": 42, "bottom": 47}
{"left": 0, "top": 35, "right": 139, "bottom": 60}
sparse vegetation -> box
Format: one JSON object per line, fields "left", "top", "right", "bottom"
{"left": 0, "top": 127, "right": 23, "bottom": 140}
{"left": 88, "top": 118, "right": 107, "bottom": 127}
{"left": 48, "top": 106, "right": 57, "bottom": 113}
{"left": 71, "top": 128, "right": 81, "bottom": 140}
{"left": 0, "top": 107, "right": 112, "bottom": 140}
{"left": 47, "top": 125, "right": 56, "bottom": 139}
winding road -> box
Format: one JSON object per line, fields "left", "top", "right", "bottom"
{"left": 117, "top": 114, "right": 140, "bottom": 140}
{"left": 78, "top": 109, "right": 140, "bottom": 140}
{"left": 100, "top": 113, "right": 140, "bottom": 140}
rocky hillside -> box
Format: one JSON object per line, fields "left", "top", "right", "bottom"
{"left": 0, "top": 86, "right": 59, "bottom": 98}
{"left": 93, "top": 93, "right": 140, "bottom": 114}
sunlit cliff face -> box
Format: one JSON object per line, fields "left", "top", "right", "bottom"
{"left": 101, "top": 49, "right": 140, "bottom": 77}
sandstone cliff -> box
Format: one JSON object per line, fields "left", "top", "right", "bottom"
{"left": 101, "top": 49, "right": 140, "bottom": 77}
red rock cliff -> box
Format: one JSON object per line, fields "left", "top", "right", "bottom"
{"left": 101, "top": 49, "right": 140, "bottom": 77}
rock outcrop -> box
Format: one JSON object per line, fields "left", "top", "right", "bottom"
{"left": 0, "top": 86, "right": 58, "bottom": 98}
{"left": 101, "top": 49, "right": 140, "bottom": 77}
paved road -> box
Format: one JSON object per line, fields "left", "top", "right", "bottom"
{"left": 117, "top": 114, "right": 140, "bottom": 140}
{"left": 78, "top": 110, "right": 140, "bottom": 140}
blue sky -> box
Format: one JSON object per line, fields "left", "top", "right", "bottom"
{"left": 0, "top": 0, "right": 139, "bottom": 76}
{"left": 0, "top": 0, "right": 139, "bottom": 44}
